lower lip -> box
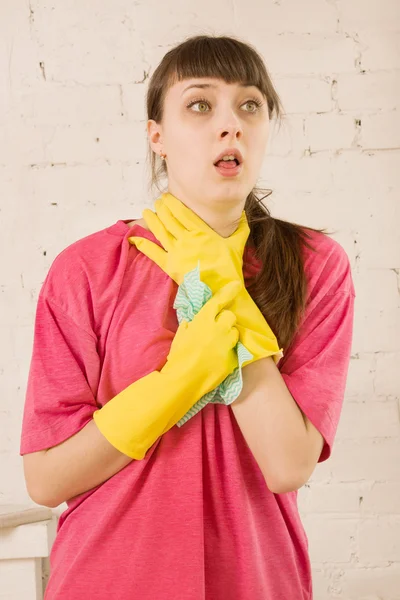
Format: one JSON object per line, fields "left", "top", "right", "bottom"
{"left": 214, "top": 162, "right": 243, "bottom": 177}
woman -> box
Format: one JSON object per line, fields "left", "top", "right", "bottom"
{"left": 20, "top": 35, "right": 355, "bottom": 599}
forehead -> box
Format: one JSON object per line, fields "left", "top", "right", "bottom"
{"left": 171, "top": 78, "right": 260, "bottom": 96}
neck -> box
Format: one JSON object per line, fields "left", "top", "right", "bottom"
{"left": 166, "top": 190, "right": 244, "bottom": 238}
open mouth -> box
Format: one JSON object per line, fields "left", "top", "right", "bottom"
{"left": 213, "top": 159, "right": 242, "bottom": 177}
{"left": 214, "top": 158, "right": 240, "bottom": 168}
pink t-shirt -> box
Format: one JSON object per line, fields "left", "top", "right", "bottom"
{"left": 20, "top": 218, "right": 355, "bottom": 600}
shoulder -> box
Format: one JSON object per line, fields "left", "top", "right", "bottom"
{"left": 300, "top": 228, "right": 356, "bottom": 302}
{"left": 39, "top": 221, "right": 130, "bottom": 327}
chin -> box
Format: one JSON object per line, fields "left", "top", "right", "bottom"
{"left": 213, "top": 190, "right": 248, "bottom": 203}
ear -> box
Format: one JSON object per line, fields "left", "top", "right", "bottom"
{"left": 147, "top": 119, "right": 164, "bottom": 157}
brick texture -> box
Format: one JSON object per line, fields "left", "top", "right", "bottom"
{"left": 1, "top": 0, "right": 399, "bottom": 598}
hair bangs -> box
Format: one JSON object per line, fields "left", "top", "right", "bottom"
{"left": 166, "top": 36, "right": 269, "bottom": 101}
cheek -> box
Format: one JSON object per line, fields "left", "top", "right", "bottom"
{"left": 173, "top": 131, "right": 208, "bottom": 167}
{"left": 252, "top": 133, "right": 269, "bottom": 166}
{"left": 168, "top": 141, "right": 205, "bottom": 177}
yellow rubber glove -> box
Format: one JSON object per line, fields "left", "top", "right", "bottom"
{"left": 93, "top": 280, "right": 241, "bottom": 459}
{"left": 129, "top": 192, "right": 283, "bottom": 364}
{"left": 133, "top": 194, "right": 251, "bottom": 287}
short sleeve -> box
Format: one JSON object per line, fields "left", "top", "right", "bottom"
{"left": 20, "top": 294, "right": 100, "bottom": 455}
{"left": 278, "top": 290, "right": 355, "bottom": 463}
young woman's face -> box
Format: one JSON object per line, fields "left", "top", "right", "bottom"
{"left": 148, "top": 77, "right": 270, "bottom": 211}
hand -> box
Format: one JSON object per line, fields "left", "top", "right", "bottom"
{"left": 128, "top": 192, "right": 283, "bottom": 363}
{"left": 128, "top": 192, "right": 250, "bottom": 293}
{"left": 162, "top": 280, "right": 241, "bottom": 394}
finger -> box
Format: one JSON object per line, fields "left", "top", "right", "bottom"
{"left": 229, "top": 326, "right": 240, "bottom": 348}
{"left": 154, "top": 200, "right": 188, "bottom": 240}
{"left": 128, "top": 235, "right": 168, "bottom": 271}
{"left": 203, "top": 280, "right": 242, "bottom": 318}
{"left": 215, "top": 309, "right": 237, "bottom": 329}
{"left": 230, "top": 210, "right": 250, "bottom": 243}
{"left": 159, "top": 192, "right": 211, "bottom": 233}
{"left": 238, "top": 210, "right": 251, "bottom": 236}
{"left": 173, "top": 319, "right": 188, "bottom": 343}
{"left": 142, "top": 209, "right": 174, "bottom": 250}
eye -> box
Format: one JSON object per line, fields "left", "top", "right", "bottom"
{"left": 186, "top": 96, "right": 264, "bottom": 114}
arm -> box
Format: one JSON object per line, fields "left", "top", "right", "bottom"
{"left": 23, "top": 419, "right": 133, "bottom": 508}
{"left": 23, "top": 282, "right": 242, "bottom": 508}
{"left": 230, "top": 356, "right": 324, "bottom": 494}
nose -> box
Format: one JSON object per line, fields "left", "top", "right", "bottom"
{"left": 219, "top": 123, "right": 243, "bottom": 142}
{"left": 216, "top": 102, "right": 244, "bottom": 142}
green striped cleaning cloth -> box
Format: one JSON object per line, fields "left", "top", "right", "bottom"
{"left": 174, "top": 261, "right": 253, "bottom": 427}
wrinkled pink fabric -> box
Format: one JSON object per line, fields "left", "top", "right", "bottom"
{"left": 20, "top": 219, "right": 355, "bottom": 599}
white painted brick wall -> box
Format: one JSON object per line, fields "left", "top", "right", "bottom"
{"left": 0, "top": 0, "right": 399, "bottom": 598}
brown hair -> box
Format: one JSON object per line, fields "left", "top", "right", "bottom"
{"left": 145, "top": 34, "right": 331, "bottom": 353}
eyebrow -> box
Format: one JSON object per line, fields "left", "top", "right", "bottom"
{"left": 181, "top": 82, "right": 257, "bottom": 96}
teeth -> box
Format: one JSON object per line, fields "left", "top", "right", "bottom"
{"left": 222, "top": 155, "right": 236, "bottom": 161}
